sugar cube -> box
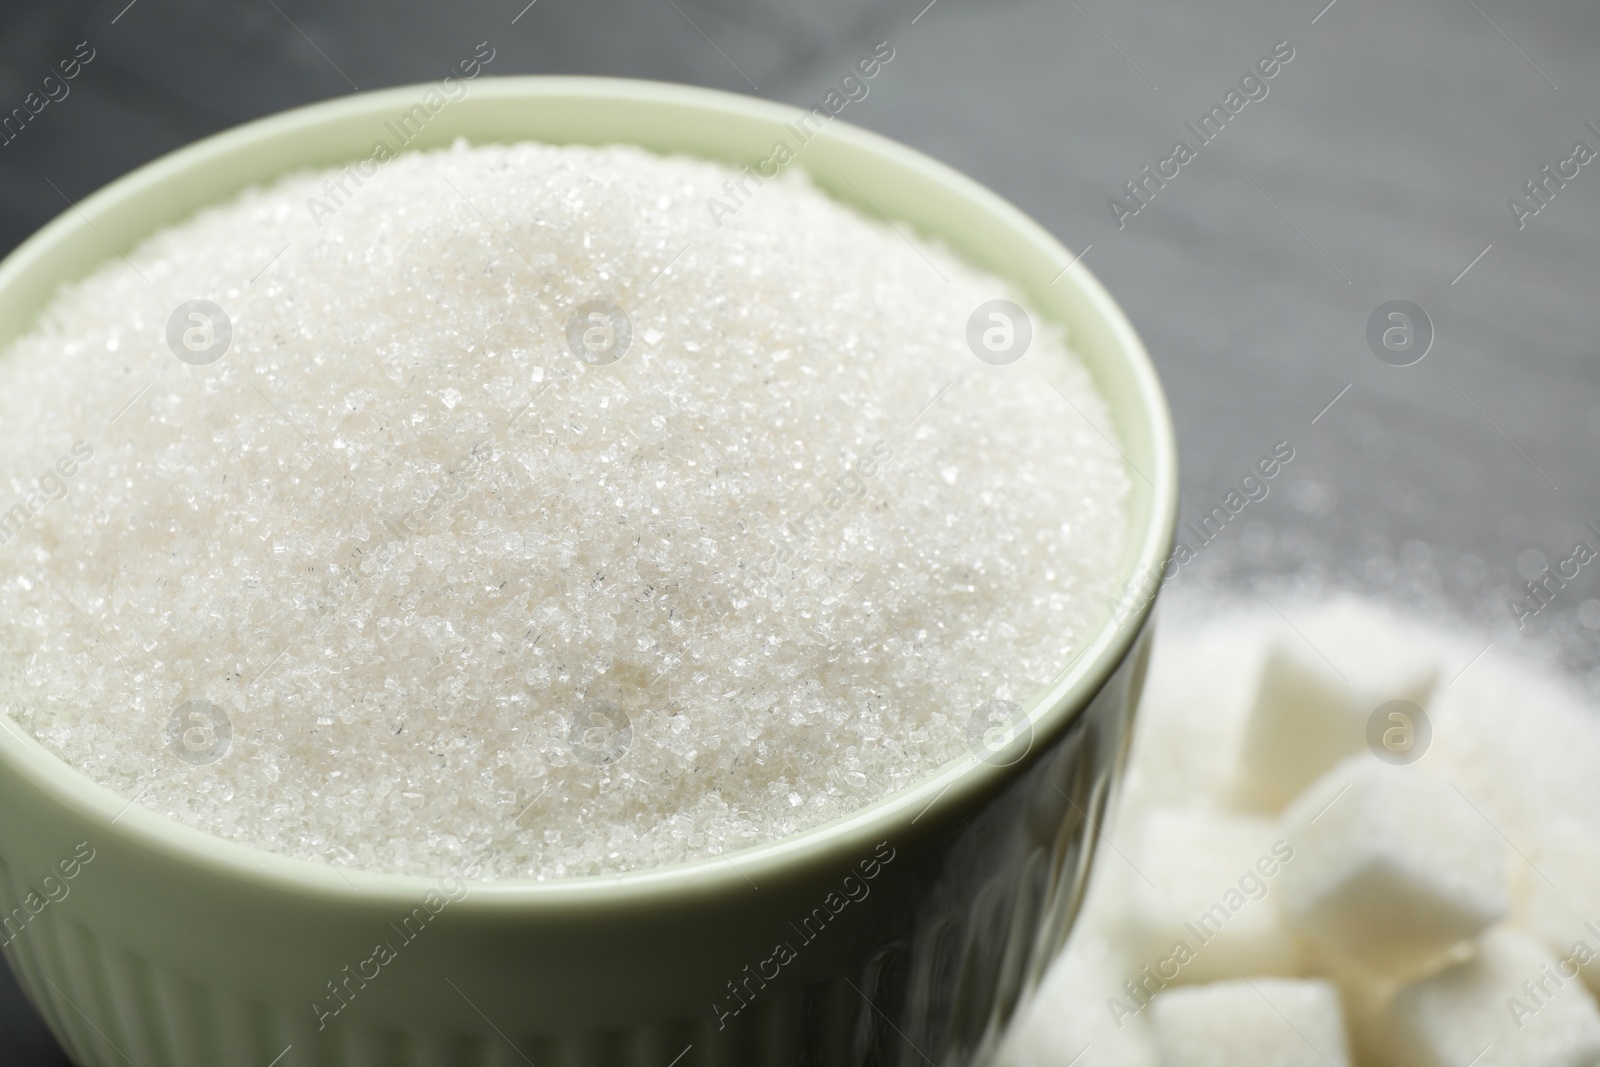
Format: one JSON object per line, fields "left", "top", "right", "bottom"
{"left": 1512, "top": 817, "right": 1600, "bottom": 997}
{"left": 1279, "top": 756, "right": 1508, "bottom": 978}
{"left": 1120, "top": 606, "right": 1277, "bottom": 811}
{"left": 1236, "top": 596, "right": 1438, "bottom": 811}
{"left": 1151, "top": 978, "right": 1351, "bottom": 1067}
{"left": 998, "top": 853, "right": 1157, "bottom": 1067}
{"left": 1385, "top": 927, "right": 1600, "bottom": 1067}
{"left": 1428, "top": 659, "right": 1600, "bottom": 852}
{"left": 1128, "top": 807, "right": 1301, "bottom": 984}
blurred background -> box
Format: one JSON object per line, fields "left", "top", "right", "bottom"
{"left": 2, "top": 0, "right": 1596, "bottom": 1058}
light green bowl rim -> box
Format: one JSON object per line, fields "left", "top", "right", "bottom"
{"left": 0, "top": 76, "right": 1178, "bottom": 908}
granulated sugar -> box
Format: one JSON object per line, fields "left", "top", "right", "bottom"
{"left": 0, "top": 140, "right": 1131, "bottom": 880}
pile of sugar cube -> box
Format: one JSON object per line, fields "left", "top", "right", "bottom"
{"left": 999, "top": 593, "right": 1600, "bottom": 1067}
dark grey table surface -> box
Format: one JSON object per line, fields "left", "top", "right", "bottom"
{"left": 2, "top": 0, "right": 1597, "bottom": 1060}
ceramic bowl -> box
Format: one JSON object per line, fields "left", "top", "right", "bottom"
{"left": 0, "top": 76, "right": 1177, "bottom": 1067}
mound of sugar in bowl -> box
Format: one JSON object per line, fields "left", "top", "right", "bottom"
{"left": 0, "top": 140, "right": 1132, "bottom": 880}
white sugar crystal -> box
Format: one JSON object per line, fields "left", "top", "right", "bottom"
{"left": 1512, "top": 818, "right": 1600, "bottom": 997}
{"left": 1236, "top": 595, "right": 1440, "bottom": 811}
{"left": 1151, "top": 978, "right": 1351, "bottom": 1067}
{"left": 1385, "top": 928, "right": 1600, "bottom": 1067}
{"left": 1129, "top": 807, "right": 1301, "bottom": 984}
{"left": 1280, "top": 755, "right": 1508, "bottom": 979}
{"left": 0, "top": 141, "right": 1132, "bottom": 879}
